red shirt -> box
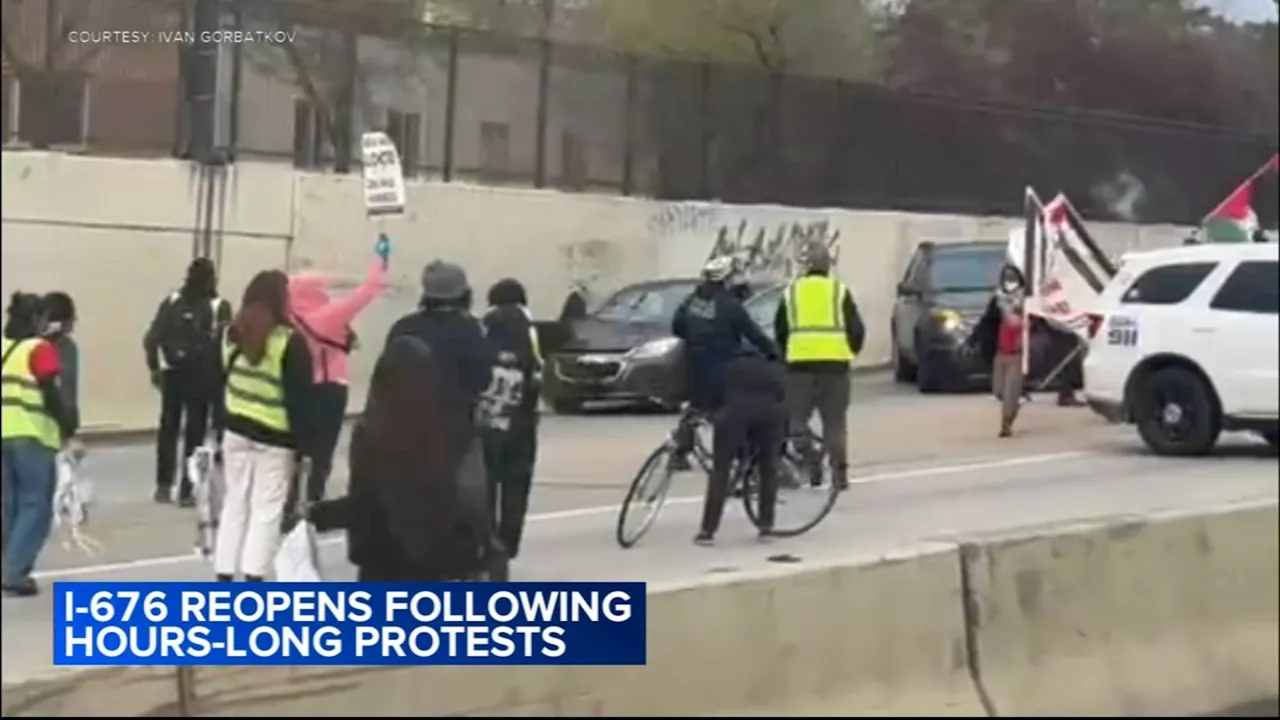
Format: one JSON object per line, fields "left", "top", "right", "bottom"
{"left": 997, "top": 313, "right": 1023, "bottom": 356}
{"left": 26, "top": 339, "right": 61, "bottom": 381}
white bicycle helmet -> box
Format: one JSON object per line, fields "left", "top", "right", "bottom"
{"left": 701, "top": 256, "right": 736, "bottom": 283}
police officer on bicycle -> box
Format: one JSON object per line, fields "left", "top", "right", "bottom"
{"left": 671, "top": 257, "right": 780, "bottom": 545}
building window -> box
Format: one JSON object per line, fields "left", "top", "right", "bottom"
{"left": 560, "top": 131, "right": 586, "bottom": 189}
{"left": 12, "top": 71, "right": 88, "bottom": 147}
{"left": 293, "top": 98, "right": 324, "bottom": 168}
{"left": 479, "top": 121, "right": 510, "bottom": 177}
{"left": 385, "top": 109, "right": 422, "bottom": 177}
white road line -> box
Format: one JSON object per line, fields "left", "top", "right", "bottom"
{"left": 32, "top": 450, "right": 1095, "bottom": 580}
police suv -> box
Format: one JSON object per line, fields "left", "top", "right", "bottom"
{"left": 1083, "top": 241, "right": 1278, "bottom": 456}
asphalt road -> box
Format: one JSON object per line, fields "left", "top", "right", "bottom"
{"left": 3, "top": 374, "right": 1277, "bottom": 687}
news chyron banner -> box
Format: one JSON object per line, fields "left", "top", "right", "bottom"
{"left": 54, "top": 583, "right": 646, "bottom": 666}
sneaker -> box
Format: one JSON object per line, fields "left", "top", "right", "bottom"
{"left": 153, "top": 487, "right": 173, "bottom": 504}
{"left": 998, "top": 427, "right": 1012, "bottom": 438}
{"left": 694, "top": 531, "right": 715, "bottom": 547}
{"left": 2, "top": 579, "right": 40, "bottom": 598}
{"left": 756, "top": 528, "right": 775, "bottom": 543}
{"left": 177, "top": 491, "right": 196, "bottom": 509}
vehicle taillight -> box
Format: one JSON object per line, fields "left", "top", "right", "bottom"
{"left": 1085, "top": 313, "right": 1105, "bottom": 339}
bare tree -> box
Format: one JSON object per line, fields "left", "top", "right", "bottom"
{"left": 1, "top": 0, "right": 182, "bottom": 147}
{"left": 238, "top": 0, "right": 434, "bottom": 171}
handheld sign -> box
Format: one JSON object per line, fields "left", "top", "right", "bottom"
{"left": 361, "top": 131, "right": 406, "bottom": 218}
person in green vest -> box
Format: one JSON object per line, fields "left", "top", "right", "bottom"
{"left": 212, "top": 270, "right": 315, "bottom": 582}
{"left": 2, "top": 292, "right": 77, "bottom": 597}
{"left": 772, "top": 243, "right": 866, "bottom": 491}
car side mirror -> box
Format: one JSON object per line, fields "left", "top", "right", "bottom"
{"left": 897, "top": 282, "right": 917, "bottom": 297}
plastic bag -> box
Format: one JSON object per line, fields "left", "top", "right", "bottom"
{"left": 54, "top": 448, "right": 101, "bottom": 554}
{"left": 274, "top": 520, "right": 323, "bottom": 582}
{"left": 188, "top": 444, "right": 223, "bottom": 559}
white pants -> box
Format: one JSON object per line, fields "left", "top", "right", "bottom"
{"left": 213, "top": 431, "right": 293, "bottom": 578}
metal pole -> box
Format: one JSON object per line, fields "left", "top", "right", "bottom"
{"left": 621, "top": 54, "right": 637, "bottom": 196}
{"left": 532, "top": 0, "right": 554, "bottom": 187}
{"left": 441, "top": 27, "right": 459, "bottom": 182}
{"left": 697, "top": 62, "right": 712, "bottom": 198}
{"left": 175, "top": 666, "right": 197, "bottom": 716}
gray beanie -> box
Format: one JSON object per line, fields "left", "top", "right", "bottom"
{"left": 805, "top": 242, "right": 833, "bottom": 273}
{"left": 420, "top": 260, "right": 471, "bottom": 301}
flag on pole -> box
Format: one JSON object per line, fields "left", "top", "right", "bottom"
{"left": 1202, "top": 154, "right": 1279, "bottom": 244}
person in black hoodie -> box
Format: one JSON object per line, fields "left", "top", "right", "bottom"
{"left": 310, "top": 334, "right": 499, "bottom": 581}
{"left": 696, "top": 348, "right": 787, "bottom": 546}
{"left": 2, "top": 293, "right": 75, "bottom": 597}
{"left": 143, "top": 257, "right": 233, "bottom": 506}
{"left": 479, "top": 278, "right": 543, "bottom": 562}
{"left": 670, "top": 257, "right": 777, "bottom": 470}
{"left": 384, "top": 261, "right": 497, "bottom": 559}
{"left": 211, "top": 270, "right": 314, "bottom": 582}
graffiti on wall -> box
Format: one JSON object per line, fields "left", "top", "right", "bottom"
{"left": 648, "top": 203, "right": 720, "bottom": 236}
{"left": 706, "top": 219, "right": 842, "bottom": 281}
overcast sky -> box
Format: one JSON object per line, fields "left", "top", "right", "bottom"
{"left": 1205, "top": 0, "right": 1278, "bottom": 22}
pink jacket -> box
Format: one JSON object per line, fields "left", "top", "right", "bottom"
{"left": 288, "top": 262, "right": 387, "bottom": 385}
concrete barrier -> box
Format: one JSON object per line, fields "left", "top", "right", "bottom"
{"left": 5, "top": 501, "right": 1275, "bottom": 717}
{"left": 2, "top": 152, "right": 1192, "bottom": 434}
{"left": 963, "top": 501, "right": 1280, "bottom": 717}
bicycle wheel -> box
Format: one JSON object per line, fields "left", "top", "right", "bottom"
{"left": 616, "top": 442, "right": 678, "bottom": 549}
{"left": 739, "top": 431, "right": 840, "bottom": 538}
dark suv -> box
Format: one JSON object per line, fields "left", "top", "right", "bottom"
{"left": 890, "top": 240, "right": 1010, "bottom": 392}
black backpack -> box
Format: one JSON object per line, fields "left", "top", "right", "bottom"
{"left": 159, "top": 293, "right": 221, "bottom": 367}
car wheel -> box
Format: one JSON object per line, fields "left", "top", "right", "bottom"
{"left": 550, "top": 397, "right": 582, "bottom": 415}
{"left": 892, "top": 333, "right": 917, "bottom": 383}
{"left": 1134, "top": 367, "right": 1221, "bottom": 457}
{"left": 1262, "top": 430, "right": 1279, "bottom": 450}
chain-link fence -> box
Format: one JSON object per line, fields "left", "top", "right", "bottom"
{"left": 3, "top": 0, "right": 1275, "bottom": 224}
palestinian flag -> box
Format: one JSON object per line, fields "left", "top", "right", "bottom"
{"left": 1202, "top": 154, "right": 1279, "bottom": 244}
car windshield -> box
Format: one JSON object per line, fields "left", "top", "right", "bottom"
{"left": 929, "top": 247, "right": 1007, "bottom": 291}
{"left": 592, "top": 282, "right": 696, "bottom": 323}
{"left": 744, "top": 285, "right": 785, "bottom": 334}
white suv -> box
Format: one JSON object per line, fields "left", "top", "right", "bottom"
{"left": 1083, "top": 242, "right": 1279, "bottom": 456}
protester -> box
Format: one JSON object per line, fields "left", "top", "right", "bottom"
{"left": 311, "top": 335, "right": 499, "bottom": 581}
{"left": 773, "top": 243, "right": 865, "bottom": 490}
{"left": 971, "top": 264, "right": 1029, "bottom": 438}
{"left": 143, "top": 257, "right": 232, "bottom": 506}
{"left": 384, "top": 261, "right": 495, "bottom": 542}
{"left": 2, "top": 293, "right": 75, "bottom": 597}
{"left": 41, "top": 292, "right": 82, "bottom": 449}
{"left": 671, "top": 257, "right": 777, "bottom": 472}
{"left": 287, "top": 260, "right": 387, "bottom": 505}
{"left": 479, "top": 278, "right": 543, "bottom": 562}
{"left": 212, "top": 270, "right": 314, "bottom": 582}
{"left": 696, "top": 349, "right": 786, "bottom": 546}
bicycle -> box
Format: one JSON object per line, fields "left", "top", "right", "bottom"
{"left": 615, "top": 403, "right": 842, "bottom": 548}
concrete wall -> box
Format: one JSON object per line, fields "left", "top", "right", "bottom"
{"left": 1, "top": 152, "right": 1191, "bottom": 433}
{"left": 3, "top": 501, "right": 1275, "bottom": 716}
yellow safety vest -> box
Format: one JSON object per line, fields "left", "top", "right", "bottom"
{"left": 783, "top": 275, "right": 856, "bottom": 363}
{"left": 223, "top": 327, "right": 293, "bottom": 433}
{"left": 0, "top": 338, "right": 62, "bottom": 450}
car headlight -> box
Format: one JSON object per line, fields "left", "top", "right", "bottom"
{"left": 629, "top": 337, "right": 682, "bottom": 360}
{"left": 932, "top": 309, "right": 964, "bottom": 332}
